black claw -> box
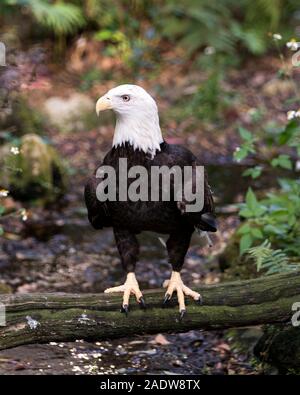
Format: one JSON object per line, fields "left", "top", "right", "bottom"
{"left": 179, "top": 309, "right": 186, "bottom": 320}
{"left": 163, "top": 294, "right": 171, "bottom": 305}
{"left": 196, "top": 295, "right": 203, "bottom": 305}
{"left": 139, "top": 297, "right": 146, "bottom": 309}
{"left": 121, "top": 304, "right": 129, "bottom": 315}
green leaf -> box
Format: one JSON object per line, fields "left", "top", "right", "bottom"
{"left": 234, "top": 147, "right": 248, "bottom": 162}
{"left": 239, "top": 208, "right": 254, "bottom": 218}
{"left": 0, "top": 227, "right": 3, "bottom": 236}
{"left": 264, "top": 224, "right": 284, "bottom": 235}
{"left": 237, "top": 223, "right": 251, "bottom": 235}
{"left": 234, "top": 127, "right": 257, "bottom": 163}
{"left": 238, "top": 127, "right": 253, "bottom": 141}
{"left": 279, "top": 120, "right": 300, "bottom": 145}
{"left": 251, "top": 228, "right": 263, "bottom": 239}
{"left": 269, "top": 208, "right": 289, "bottom": 218}
{"left": 240, "top": 234, "right": 253, "bottom": 255}
{"left": 246, "top": 188, "right": 258, "bottom": 211}
{"left": 243, "top": 166, "right": 262, "bottom": 179}
{"left": 256, "top": 205, "right": 267, "bottom": 216}
{"left": 271, "top": 155, "right": 292, "bottom": 170}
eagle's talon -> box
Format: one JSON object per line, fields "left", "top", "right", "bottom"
{"left": 179, "top": 309, "right": 186, "bottom": 320}
{"left": 121, "top": 304, "right": 129, "bottom": 315}
{"left": 105, "top": 273, "right": 143, "bottom": 312}
{"left": 196, "top": 295, "right": 203, "bottom": 305}
{"left": 139, "top": 297, "right": 146, "bottom": 309}
{"left": 164, "top": 271, "right": 200, "bottom": 313}
{"left": 163, "top": 293, "right": 171, "bottom": 305}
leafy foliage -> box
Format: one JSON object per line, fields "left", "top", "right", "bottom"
{"left": 238, "top": 178, "right": 300, "bottom": 256}
{"left": 231, "top": 22, "right": 300, "bottom": 273}
{"left": 82, "top": 0, "right": 160, "bottom": 70}
{"left": 242, "top": 166, "right": 263, "bottom": 179}
{"left": 1, "top": 0, "right": 296, "bottom": 60}
{"left": 30, "top": 1, "right": 85, "bottom": 35}
{"left": 271, "top": 154, "right": 293, "bottom": 170}
{"left": 236, "top": 119, "right": 300, "bottom": 174}
{"left": 161, "top": 0, "right": 296, "bottom": 58}
{"left": 234, "top": 127, "right": 257, "bottom": 162}
{"left": 235, "top": 109, "right": 300, "bottom": 273}
{"left": 247, "top": 240, "right": 298, "bottom": 275}
{"left": 2, "top": 0, "right": 85, "bottom": 36}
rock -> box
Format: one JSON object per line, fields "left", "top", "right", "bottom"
{"left": 0, "top": 134, "right": 68, "bottom": 203}
{"left": 254, "top": 324, "right": 300, "bottom": 373}
{"left": 16, "top": 283, "right": 38, "bottom": 293}
{"left": 152, "top": 334, "right": 171, "bottom": 346}
{"left": 116, "top": 368, "right": 126, "bottom": 374}
{"left": 43, "top": 93, "right": 95, "bottom": 133}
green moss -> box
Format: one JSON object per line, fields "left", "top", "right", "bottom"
{"left": 0, "top": 283, "right": 12, "bottom": 294}
{"left": 1, "top": 134, "right": 68, "bottom": 203}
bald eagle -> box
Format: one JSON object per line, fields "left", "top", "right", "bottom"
{"left": 85, "top": 84, "right": 216, "bottom": 317}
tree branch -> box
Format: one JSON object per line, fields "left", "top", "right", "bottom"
{"left": 0, "top": 271, "right": 299, "bottom": 350}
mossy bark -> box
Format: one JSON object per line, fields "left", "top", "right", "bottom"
{"left": 0, "top": 271, "right": 299, "bottom": 350}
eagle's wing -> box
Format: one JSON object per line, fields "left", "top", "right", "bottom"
{"left": 177, "top": 161, "right": 217, "bottom": 232}
{"left": 84, "top": 175, "right": 111, "bottom": 229}
{"left": 201, "top": 167, "right": 217, "bottom": 231}
{"left": 203, "top": 167, "right": 215, "bottom": 214}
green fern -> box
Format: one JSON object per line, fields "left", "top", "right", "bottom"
{"left": 4, "top": 0, "right": 85, "bottom": 36}
{"left": 162, "top": 0, "right": 238, "bottom": 55}
{"left": 161, "top": 0, "right": 295, "bottom": 58}
{"left": 247, "top": 240, "right": 298, "bottom": 275}
{"left": 246, "top": 0, "right": 282, "bottom": 30}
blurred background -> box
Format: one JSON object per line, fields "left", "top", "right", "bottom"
{"left": 1, "top": 0, "right": 300, "bottom": 375}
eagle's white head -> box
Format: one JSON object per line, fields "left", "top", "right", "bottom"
{"left": 96, "top": 84, "right": 163, "bottom": 157}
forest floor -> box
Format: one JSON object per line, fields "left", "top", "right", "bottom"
{"left": 1, "top": 41, "right": 294, "bottom": 374}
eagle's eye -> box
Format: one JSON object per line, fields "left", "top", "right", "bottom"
{"left": 121, "top": 95, "right": 130, "bottom": 102}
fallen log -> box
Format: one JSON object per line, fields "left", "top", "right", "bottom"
{"left": 0, "top": 271, "right": 300, "bottom": 350}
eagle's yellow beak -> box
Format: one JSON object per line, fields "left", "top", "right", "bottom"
{"left": 96, "top": 96, "right": 112, "bottom": 116}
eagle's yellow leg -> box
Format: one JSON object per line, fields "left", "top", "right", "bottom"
{"left": 104, "top": 272, "right": 144, "bottom": 313}
{"left": 163, "top": 271, "right": 202, "bottom": 317}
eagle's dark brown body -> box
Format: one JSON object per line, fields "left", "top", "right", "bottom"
{"left": 85, "top": 141, "right": 216, "bottom": 273}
